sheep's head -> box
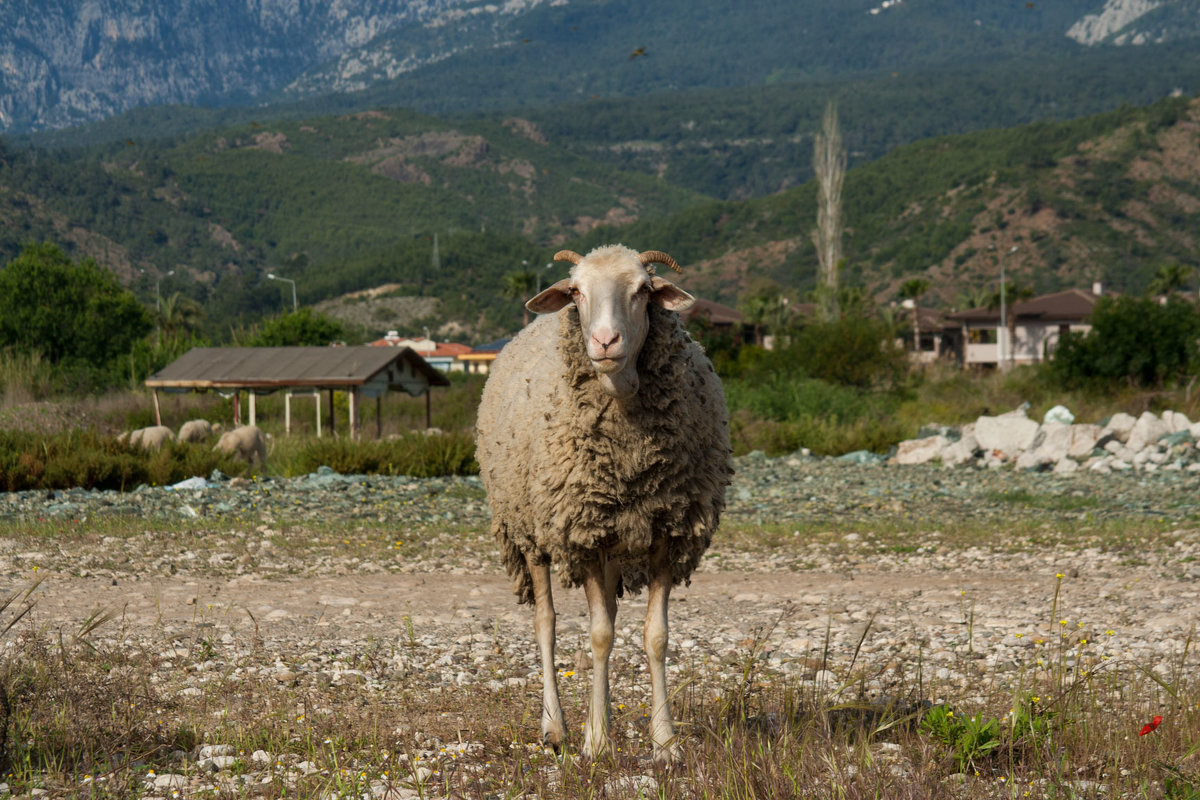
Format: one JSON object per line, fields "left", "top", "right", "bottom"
{"left": 526, "top": 244, "right": 695, "bottom": 400}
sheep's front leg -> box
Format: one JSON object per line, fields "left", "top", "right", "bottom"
{"left": 527, "top": 555, "right": 566, "bottom": 749}
{"left": 582, "top": 560, "right": 620, "bottom": 759}
{"left": 645, "top": 546, "right": 678, "bottom": 764}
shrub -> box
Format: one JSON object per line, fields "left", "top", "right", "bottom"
{"left": 1051, "top": 296, "right": 1200, "bottom": 388}
{"left": 287, "top": 432, "right": 478, "bottom": 478}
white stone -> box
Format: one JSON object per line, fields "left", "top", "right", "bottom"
{"left": 1104, "top": 412, "right": 1138, "bottom": 442}
{"left": 153, "top": 774, "right": 188, "bottom": 790}
{"left": 894, "top": 435, "right": 950, "bottom": 465}
{"left": 1163, "top": 410, "right": 1192, "bottom": 433}
{"left": 1127, "top": 411, "right": 1170, "bottom": 452}
{"left": 974, "top": 415, "right": 1040, "bottom": 455}
{"left": 1015, "top": 451, "right": 1050, "bottom": 471}
{"left": 1043, "top": 404, "right": 1075, "bottom": 425}
{"left": 1067, "top": 424, "right": 1104, "bottom": 459}
{"left": 941, "top": 433, "right": 979, "bottom": 467}
{"left": 1053, "top": 458, "right": 1079, "bottom": 474}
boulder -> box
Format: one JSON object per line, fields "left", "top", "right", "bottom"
{"left": 941, "top": 432, "right": 980, "bottom": 467}
{"left": 1066, "top": 424, "right": 1104, "bottom": 460}
{"left": 1030, "top": 422, "right": 1073, "bottom": 462}
{"left": 1162, "top": 410, "right": 1192, "bottom": 433}
{"left": 894, "top": 435, "right": 951, "bottom": 466}
{"left": 1102, "top": 412, "right": 1138, "bottom": 443}
{"left": 974, "top": 414, "right": 1040, "bottom": 456}
{"left": 1126, "top": 411, "right": 1170, "bottom": 452}
{"left": 1043, "top": 404, "right": 1075, "bottom": 425}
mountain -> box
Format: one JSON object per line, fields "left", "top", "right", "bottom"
{"left": 1068, "top": 0, "right": 1200, "bottom": 46}
{"left": 6, "top": 0, "right": 1200, "bottom": 136}
{"left": 5, "top": 92, "right": 1198, "bottom": 341}
{"left": 573, "top": 94, "right": 1200, "bottom": 311}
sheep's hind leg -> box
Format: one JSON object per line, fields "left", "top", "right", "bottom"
{"left": 581, "top": 559, "right": 621, "bottom": 759}
{"left": 527, "top": 555, "right": 566, "bottom": 749}
{"left": 645, "top": 545, "right": 678, "bottom": 765}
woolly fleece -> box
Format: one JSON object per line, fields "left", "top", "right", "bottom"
{"left": 476, "top": 303, "right": 732, "bottom": 604}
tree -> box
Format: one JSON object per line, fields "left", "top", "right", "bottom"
{"left": 1052, "top": 296, "right": 1200, "bottom": 387}
{"left": 502, "top": 269, "right": 538, "bottom": 327}
{"left": 812, "top": 101, "right": 846, "bottom": 322}
{"left": 246, "top": 308, "right": 344, "bottom": 346}
{"left": 0, "top": 241, "right": 151, "bottom": 365}
{"left": 158, "top": 291, "right": 205, "bottom": 340}
{"left": 1146, "top": 263, "right": 1193, "bottom": 298}
{"left": 898, "top": 278, "right": 930, "bottom": 352}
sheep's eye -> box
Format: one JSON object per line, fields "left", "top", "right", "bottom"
{"left": 569, "top": 287, "right": 581, "bottom": 300}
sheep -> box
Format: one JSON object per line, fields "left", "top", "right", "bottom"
{"left": 118, "top": 425, "right": 175, "bottom": 451}
{"left": 177, "top": 419, "right": 214, "bottom": 443}
{"left": 213, "top": 424, "right": 267, "bottom": 466}
{"left": 475, "top": 244, "right": 732, "bottom": 763}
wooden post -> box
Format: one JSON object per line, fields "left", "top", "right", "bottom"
{"left": 249, "top": 392, "right": 257, "bottom": 427}
{"left": 349, "top": 388, "right": 358, "bottom": 441}
{"left": 328, "top": 389, "right": 335, "bottom": 436}
{"left": 233, "top": 392, "right": 241, "bottom": 426}
{"left": 285, "top": 391, "right": 292, "bottom": 436}
{"left": 315, "top": 391, "right": 322, "bottom": 437}
{"left": 152, "top": 389, "right": 162, "bottom": 426}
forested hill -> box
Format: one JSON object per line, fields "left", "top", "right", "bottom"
{"left": 574, "top": 94, "right": 1200, "bottom": 311}
{"left": 2, "top": 93, "right": 1199, "bottom": 342}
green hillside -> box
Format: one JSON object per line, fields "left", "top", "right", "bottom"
{"left": 574, "top": 94, "right": 1200, "bottom": 309}
{"left": 3, "top": 92, "right": 1199, "bottom": 343}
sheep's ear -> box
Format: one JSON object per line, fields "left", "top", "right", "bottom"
{"left": 651, "top": 276, "right": 695, "bottom": 311}
{"left": 526, "top": 279, "right": 574, "bottom": 314}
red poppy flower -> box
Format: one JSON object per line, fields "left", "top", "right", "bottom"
{"left": 1139, "top": 715, "right": 1163, "bottom": 736}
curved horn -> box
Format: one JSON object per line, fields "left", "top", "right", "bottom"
{"left": 639, "top": 250, "right": 682, "bottom": 274}
{"left": 553, "top": 250, "right": 583, "bottom": 265}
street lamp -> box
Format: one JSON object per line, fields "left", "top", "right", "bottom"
{"left": 267, "top": 273, "right": 298, "bottom": 311}
{"left": 999, "top": 245, "right": 1018, "bottom": 371}
{"left": 536, "top": 262, "right": 557, "bottom": 293}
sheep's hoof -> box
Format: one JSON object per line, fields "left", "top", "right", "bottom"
{"left": 652, "top": 738, "right": 680, "bottom": 768}
{"left": 541, "top": 720, "right": 565, "bottom": 751}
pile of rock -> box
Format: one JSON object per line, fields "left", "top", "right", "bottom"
{"left": 894, "top": 406, "right": 1200, "bottom": 474}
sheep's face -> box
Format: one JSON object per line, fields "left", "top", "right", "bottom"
{"left": 526, "top": 245, "right": 694, "bottom": 400}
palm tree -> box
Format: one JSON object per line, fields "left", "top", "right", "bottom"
{"left": 501, "top": 269, "right": 538, "bottom": 327}
{"left": 986, "top": 281, "right": 1034, "bottom": 369}
{"left": 158, "top": 291, "right": 204, "bottom": 340}
{"left": 1146, "top": 263, "right": 1193, "bottom": 298}
{"left": 956, "top": 286, "right": 992, "bottom": 311}
{"left": 898, "top": 278, "right": 930, "bottom": 353}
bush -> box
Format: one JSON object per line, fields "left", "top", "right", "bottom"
{"left": 1051, "top": 296, "right": 1200, "bottom": 388}
{"left": 286, "top": 432, "right": 478, "bottom": 478}
{"left": 0, "top": 431, "right": 247, "bottom": 492}
{"left": 785, "top": 315, "right": 909, "bottom": 390}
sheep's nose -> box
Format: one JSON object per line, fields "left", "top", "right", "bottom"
{"left": 592, "top": 331, "right": 620, "bottom": 353}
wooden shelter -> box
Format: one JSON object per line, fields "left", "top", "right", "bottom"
{"left": 145, "top": 346, "right": 450, "bottom": 438}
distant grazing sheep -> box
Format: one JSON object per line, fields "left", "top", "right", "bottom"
{"left": 177, "top": 419, "right": 214, "bottom": 443}
{"left": 118, "top": 425, "right": 175, "bottom": 452}
{"left": 213, "top": 424, "right": 267, "bottom": 466}
{"left": 475, "top": 244, "right": 732, "bottom": 763}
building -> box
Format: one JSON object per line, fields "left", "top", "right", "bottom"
{"left": 946, "top": 285, "right": 1104, "bottom": 369}
{"left": 369, "top": 331, "right": 473, "bottom": 372}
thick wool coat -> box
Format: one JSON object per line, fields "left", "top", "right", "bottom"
{"left": 476, "top": 303, "right": 733, "bottom": 604}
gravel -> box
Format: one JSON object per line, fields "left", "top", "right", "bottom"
{"left": 2, "top": 453, "right": 1199, "bottom": 797}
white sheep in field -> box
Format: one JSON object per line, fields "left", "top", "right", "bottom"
{"left": 213, "top": 424, "right": 267, "bottom": 466}
{"left": 177, "top": 419, "right": 215, "bottom": 443}
{"left": 475, "top": 244, "right": 732, "bottom": 763}
{"left": 118, "top": 425, "right": 175, "bottom": 451}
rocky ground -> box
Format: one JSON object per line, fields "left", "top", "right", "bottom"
{"left": 1, "top": 454, "right": 1198, "bottom": 797}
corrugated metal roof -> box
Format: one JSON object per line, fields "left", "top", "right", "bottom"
{"left": 146, "top": 347, "right": 450, "bottom": 390}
